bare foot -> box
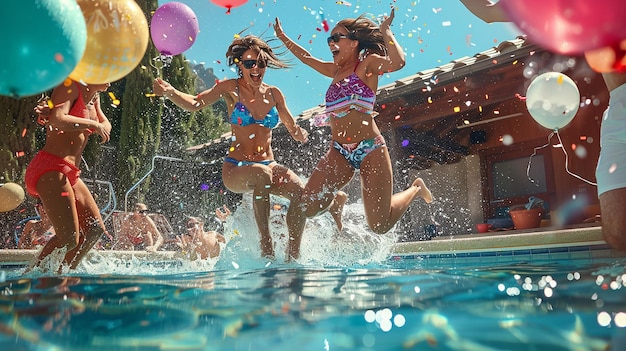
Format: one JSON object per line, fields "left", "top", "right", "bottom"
{"left": 329, "top": 191, "right": 348, "bottom": 231}
{"left": 413, "top": 178, "right": 433, "bottom": 203}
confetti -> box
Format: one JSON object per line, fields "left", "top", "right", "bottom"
{"left": 322, "top": 19, "right": 329, "bottom": 32}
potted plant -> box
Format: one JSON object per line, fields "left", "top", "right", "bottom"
{"left": 509, "top": 197, "right": 544, "bottom": 230}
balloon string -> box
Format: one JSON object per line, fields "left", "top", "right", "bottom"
{"left": 554, "top": 130, "right": 597, "bottom": 186}
{"left": 149, "top": 55, "right": 168, "bottom": 77}
{"left": 526, "top": 131, "right": 554, "bottom": 186}
{"left": 526, "top": 130, "right": 597, "bottom": 187}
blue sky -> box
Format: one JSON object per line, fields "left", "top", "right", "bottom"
{"left": 158, "top": 0, "right": 521, "bottom": 115}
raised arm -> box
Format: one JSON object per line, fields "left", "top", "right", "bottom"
{"left": 152, "top": 78, "right": 232, "bottom": 112}
{"left": 369, "top": 9, "right": 405, "bottom": 74}
{"left": 459, "top": 0, "right": 509, "bottom": 23}
{"left": 274, "top": 18, "right": 336, "bottom": 78}
{"left": 272, "top": 87, "right": 308, "bottom": 143}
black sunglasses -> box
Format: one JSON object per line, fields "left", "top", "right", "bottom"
{"left": 327, "top": 33, "right": 349, "bottom": 44}
{"left": 187, "top": 222, "right": 199, "bottom": 229}
{"left": 137, "top": 209, "right": 148, "bottom": 214}
{"left": 242, "top": 59, "right": 267, "bottom": 69}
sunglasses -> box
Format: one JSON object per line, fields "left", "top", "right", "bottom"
{"left": 187, "top": 222, "right": 199, "bottom": 229}
{"left": 137, "top": 209, "right": 148, "bottom": 214}
{"left": 327, "top": 33, "right": 349, "bottom": 44}
{"left": 241, "top": 59, "right": 267, "bottom": 69}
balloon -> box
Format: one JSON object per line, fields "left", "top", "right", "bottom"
{"left": 210, "top": 0, "right": 248, "bottom": 14}
{"left": 0, "top": 0, "right": 86, "bottom": 98}
{"left": 584, "top": 40, "right": 626, "bottom": 73}
{"left": 69, "top": 0, "right": 149, "bottom": 84}
{"left": 0, "top": 183, "right": 25, "bottom": 212}
{"left": 500, "top": 0, "right": 626, "bottom": 55}
{"left": 526, "top": 72, "right": 580, "bottom": 130}
{"left": 150, "top": 2, "right": 200, "bottom": 56}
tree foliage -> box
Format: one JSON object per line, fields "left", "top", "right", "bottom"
{"left": 0, "top": 0, "right": 229, "bottom": 246}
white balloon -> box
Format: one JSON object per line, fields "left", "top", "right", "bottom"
{"left": 526, "top": 72, "right": 580, "bottom": 130}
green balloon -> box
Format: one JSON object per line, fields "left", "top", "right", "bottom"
{"left": 0, "top": 0, "right": 87, "bottom": 98}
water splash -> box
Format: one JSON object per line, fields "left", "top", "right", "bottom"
{"left": 217, "top": 194, "right": 397, "bottom": 269}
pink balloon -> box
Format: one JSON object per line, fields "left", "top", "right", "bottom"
{"left": 150, "top": 2, "right": 199, "bottom": 56}
{"left": 500, "top": 0, "right": 626, "bottom": 54}
{"left": 210, "top": 0, "right": 248, "bottom": 14}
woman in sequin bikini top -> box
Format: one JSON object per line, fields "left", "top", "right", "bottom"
{"left": 275, "top": 9, "right": 433, "bottom": 239}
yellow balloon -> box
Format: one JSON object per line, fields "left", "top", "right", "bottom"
{"left": 69, "top": 0, "right": 149, "bottom": 84}
{"left": 0, "top": 182, "right": 26, "bottom": 212}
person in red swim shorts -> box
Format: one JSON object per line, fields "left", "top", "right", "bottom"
{"left": 24, "top": 79, "right": 111, "bottom": 272}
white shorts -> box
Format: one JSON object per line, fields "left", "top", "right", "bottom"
{"left": 596, "top": 83, "right": 626, "bottom": 196}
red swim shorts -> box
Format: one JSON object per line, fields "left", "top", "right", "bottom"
{"left": 25, "top": 151, "right": 81, "bottom": 197}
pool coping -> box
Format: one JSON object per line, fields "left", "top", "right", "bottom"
{"left": 393, "top": 225, "right": 606, "bottom": 255}
{"left": 1, "top": 225, "right": 624, "bottom": 266}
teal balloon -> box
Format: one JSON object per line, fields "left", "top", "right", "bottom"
{"left": 0, "top": 0, "right": 87, "bottom": 98}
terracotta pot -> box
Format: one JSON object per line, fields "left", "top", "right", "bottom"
{"left": 510, "top": 208, "right": 543, "bottom": 229}
{"left": 475, "top": 223, "right": 492, "bottom": 233}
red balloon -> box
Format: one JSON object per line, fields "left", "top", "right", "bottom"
{"left": 210, "top": 0, "right": 248, "bottom": 14}
{"left": 500, "top": 0, "right": 626, "bottom": 55}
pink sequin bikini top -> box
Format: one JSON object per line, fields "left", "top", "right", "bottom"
{"left": 312, "top": 65, "right": 377, "bottom": 127}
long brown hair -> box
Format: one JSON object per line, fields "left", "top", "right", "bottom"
{"left": 337, "top": 15, "right": 387, "bottom": 57}
{"left": 226, "top": 35, "right": 289, "bottom": 69}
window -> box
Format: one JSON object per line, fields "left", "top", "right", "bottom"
{"left": 481, "top": 142, "right": 555, "bottom": 219}
{"left": 493, "top": 155, "right": 547, "bottom": 199}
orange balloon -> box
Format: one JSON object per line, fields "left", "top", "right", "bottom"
{"left": 584, "top": 39, "right": 626, "bottom": 73}
{"left": 69, "top": 0, "right": 149, "bottom": 84}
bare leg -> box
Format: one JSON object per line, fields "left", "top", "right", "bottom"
{"left": 329, "top": 191, "right": 348, "bottom": 231}
{"left": 302, "top": 148, "right": 355, "bottom": 218}
{"left": 413, "top": 178, "right": 433, "bottom": 204}
{"left": 66, "top": 179, "right": 106, "bottom": 269}
{"left": 222, "top": 162, "right": 275, "bottom": 258}
{"left": 31, "top": 172, "right": 80, "bottom": 272}
{"left": 599, "top": 188, "right": 626, "bottom": 252}
{"left": 267, "top": 164, "right": 306, "bottom": 261}
{"left": 360, "top": 146, "right": 432, "bottom": 234}
{"left": 253, "top": 186, "right": 274, "bottom": 258}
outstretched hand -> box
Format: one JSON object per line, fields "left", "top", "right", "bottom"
{"left": 215, "top": 205, "right": 231, "bottom": 222}
{"left": 380, "top": 8, "right": 396, "bottom": 30}
{"left": 293, "top": 126, "right": 309, "bottom": 143}
{"left": 153, "top": 77, "right": 172, "bottom": 97}
{"left": 273, "top": 18, "right": 285, "bottom": 39}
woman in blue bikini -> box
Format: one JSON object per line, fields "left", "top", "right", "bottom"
{"left": 274, "top": 9, "right": 432, "bottom": 237}
{"left": 153, "top": 35, "right": 312, "bottom": 259}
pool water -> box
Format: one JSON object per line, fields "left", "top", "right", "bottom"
{"left": 1, "top": 254, "right": 625, "bottom": 351}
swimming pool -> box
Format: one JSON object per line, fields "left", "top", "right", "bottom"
{"left": 1, "top": 242, "right": 625, "bottom": 351}
{"left": 2, "top": 202, "right": 625, "bottom": 351}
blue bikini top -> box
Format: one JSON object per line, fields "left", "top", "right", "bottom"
{"left": 229, "top": 83, "right": 280, "bottom": 129}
